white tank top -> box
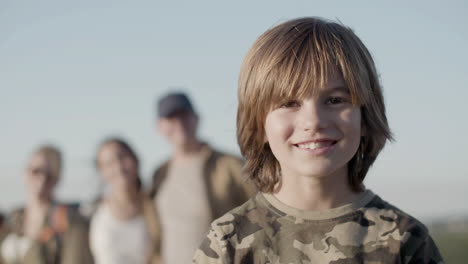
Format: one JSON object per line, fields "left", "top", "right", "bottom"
{"left": 90, "top": 204, "right": 150, "bottom": 264}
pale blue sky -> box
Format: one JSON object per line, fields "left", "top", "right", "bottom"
{"left": 1, "top": 0, "right": 467, "bottom": 220}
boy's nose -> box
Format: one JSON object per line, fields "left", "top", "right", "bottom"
{"left": 297, "top": 101, "right": 329, "bottom": 131}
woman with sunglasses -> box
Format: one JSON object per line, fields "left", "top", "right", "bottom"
{"left": 0, "top": 145, "right": 93, "bottom": 264}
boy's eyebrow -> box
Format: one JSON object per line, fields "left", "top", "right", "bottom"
{"left": 327, "top": 86, "right": 350, "bottom": 94}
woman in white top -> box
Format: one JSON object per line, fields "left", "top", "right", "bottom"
{"left": 90, "top": 138, "right": 160, "bottom": 264}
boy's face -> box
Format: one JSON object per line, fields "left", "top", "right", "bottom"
{"left": 264, "top": 72, "right": 363, "bottom": 182}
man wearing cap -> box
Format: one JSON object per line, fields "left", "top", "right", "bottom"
{"left": 149, "top": 92, "right": 254, "bottom": 264}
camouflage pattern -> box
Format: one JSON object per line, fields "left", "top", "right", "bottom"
{"left": 193, "top": 191, "right": 444, "bottom": 264}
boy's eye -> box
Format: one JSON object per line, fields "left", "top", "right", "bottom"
{"left": 280, "top": 100, "right": 300, "bottom": 108}
{"left": 325, "top": 97, "right": 347, "bottom": 105}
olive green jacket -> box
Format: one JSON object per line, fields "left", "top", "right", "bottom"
{"left": 149, "top": 146, "right": 256, "bottom": 260}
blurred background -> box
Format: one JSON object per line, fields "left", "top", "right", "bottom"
{"left": 1, "top": 0, "right": 467, "bottom": 261}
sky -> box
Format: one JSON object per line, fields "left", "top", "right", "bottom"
{"left": 1, "top": 0, "right": 467, "bottom": 221}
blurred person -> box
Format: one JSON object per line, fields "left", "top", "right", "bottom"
{"left": 89, "top": 138, "right": 160, "bottom": 264}
{"left": 0, "top": 145, "right": 94, "bottom": 264}
{"left": 0, "top": 213, "right": 4, "bottom": 241}
{"left": 149, "top": 92, "right": 255, "bottom": 264}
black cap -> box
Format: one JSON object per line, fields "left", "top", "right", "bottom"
{"left": 157, "top": 92, "right": 195, "bottom": 118}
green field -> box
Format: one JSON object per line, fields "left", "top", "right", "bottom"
{"left": 432, "top": 231, "right": 468, "bottom": 264}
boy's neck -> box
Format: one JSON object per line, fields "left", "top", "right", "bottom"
{"left": 273, "top": 167, "right": 363, "bottom": 211}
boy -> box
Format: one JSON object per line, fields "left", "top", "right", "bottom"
{"left": 193, "top": 17, "right": 444, "bottom": 263}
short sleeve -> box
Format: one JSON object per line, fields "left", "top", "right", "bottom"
{"left": 192, "top": 224, "right": 227, "bottom": 264}
{"left": 407, "top": 234, "right": 444, "bottom": 264}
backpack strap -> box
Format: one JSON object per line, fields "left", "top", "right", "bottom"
{"left": 38, "top": 205, "right": 69, "bottom": 243}
{"left": 52, "top": 206, "right": 69, "bottom": 234}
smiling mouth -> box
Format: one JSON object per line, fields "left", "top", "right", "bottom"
{"left": 295, "top": 140, "right": 337, "bottom": 150}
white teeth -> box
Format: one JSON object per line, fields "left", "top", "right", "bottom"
{"left": 297, "top": 142, "right": 331, "bottom": 150}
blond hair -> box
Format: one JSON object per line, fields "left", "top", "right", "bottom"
{"left": 237, "top": 17, "right": 393, "bottom": 193}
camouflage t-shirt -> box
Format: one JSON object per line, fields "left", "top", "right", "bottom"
{"left": 193, "top": 190, "right": 444, "bottom": 264}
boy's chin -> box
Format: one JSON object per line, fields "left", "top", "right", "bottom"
{"left": 291, "top": 165, "right": 345, "bottom": 180}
